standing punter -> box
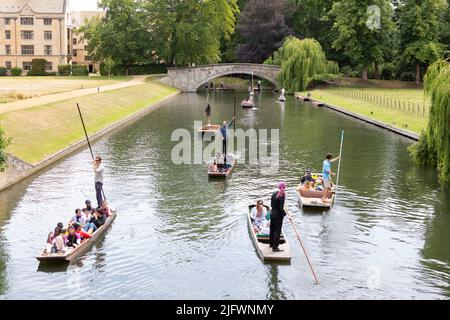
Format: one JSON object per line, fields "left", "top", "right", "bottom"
{"left": 322, "top": 153, "right": 340, "bottom": 203}
{"left": 220, "top": 117, "right": 235, "bottom": 155}
{"left": 270, "top": 182, "right": 287, "bottom": 252}
{"left": 94, "top": 156, "right": 104, "bottom": 208}
{"left": 204, "top": 103, "right": 211, "bottom": 125}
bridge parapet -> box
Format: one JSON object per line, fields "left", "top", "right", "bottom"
{"left": 159, "top": 63, "right": 281, "bottom": 92}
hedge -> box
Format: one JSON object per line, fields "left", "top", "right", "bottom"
{"left": 11, "top": 67, "right": 22, "bottom": 76}
{"left": 58, "top": 64, "right": 71, "bottom": 76}
{"left": 0, "top": 67, "right": 7, "bottom": 76}
{"left": 27, "top": 59, "right": 48, "bottom": 76}
{"left": 71, "top": 65, "right": 89, "bottom": 76}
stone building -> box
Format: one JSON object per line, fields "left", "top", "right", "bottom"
{"left": 0, "top": 0, "right": 103, "bottom": 74}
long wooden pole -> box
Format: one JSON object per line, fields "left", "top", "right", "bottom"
{"left": 233, "top": 97, "right": 236, "bottom": 131}
{"left": 285, "top": 206, "right": 319, "bottom": 285}
{"left": 334, "top": 130, "right": 344, "bottom": 202}
{"left": 76, "top": 103, "right": 106, "bottom": 201}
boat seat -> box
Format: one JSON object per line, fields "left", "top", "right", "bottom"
{"left": 300, "top": 189, "right": 332, "bottom": 199}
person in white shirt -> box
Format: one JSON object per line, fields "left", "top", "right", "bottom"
{"left": 251, "top": 200, "right": 268, "bottom": 233}
{"left": 94, "top": 156, "right": 104, "bottom": 208}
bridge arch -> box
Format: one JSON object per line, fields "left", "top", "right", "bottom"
{"left": 159, "top": 63, "right": 281, "bottom": 92}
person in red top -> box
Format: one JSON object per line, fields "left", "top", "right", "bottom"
{"left": 73, "top": 223, "right": 91, "bottom": 240}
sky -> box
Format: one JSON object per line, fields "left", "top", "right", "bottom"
{"left": 69, "top": 0, "right": 101, "bottom": 11}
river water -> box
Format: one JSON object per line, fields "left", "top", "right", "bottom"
{"left": 0, "top": 91, "right": 448, "bottom": 299}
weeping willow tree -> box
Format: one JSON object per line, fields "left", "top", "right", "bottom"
{"left": 410, "top": 57, "right": 450, "bottom": 182}
{"left": 271, "top": 37, "right": 339, "bottom": 92}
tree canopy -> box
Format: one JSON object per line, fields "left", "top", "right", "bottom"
{"left": 411, "top": 56, "right": 450, "bottom": 182}
{"left": 271, "top": 36, "right": 339, "bottom": 92}
{"left": 235, "top": 0, "right": 293, "bottom": 63}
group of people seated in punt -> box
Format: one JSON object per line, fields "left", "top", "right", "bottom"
{"left": 299, "top": 169, "right": 325, "bottom": 192}
{"left": 208, "top": 152, "right": 234, "bottom": 173}
{"left": 250, "top": 200, "right": 271, "bottom": 235}
{"left": 45, "top": 199, "right": 112, "bottom": 254}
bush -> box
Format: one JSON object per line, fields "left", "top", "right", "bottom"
{"left": 27, "top": 59, "right": 47, "bottom": 76}
{"left": 58, "top": 64, "right": 71, "bottom": 76}
{"left": 341, "top": 65, "right": 358, "bottom": 78}
{"left": 47, "top": 71, "right": 57, "bottom": 76}
{"left": 400, "top": 72, "right": 416, "bottom": 82}
{"left": 11, "top": 67, "right": 22, "bottom": 76}
{"left": 71, "top": 65, "right": 89, "bottom": 76}
{"left": 381, "top": 63, "right": 396, "bottom": 80}
{"left": 0, "top": 67, "right": 7, "bottom": 76}
{"left": 0, "top": 126, "right": 11, "bottom": 172}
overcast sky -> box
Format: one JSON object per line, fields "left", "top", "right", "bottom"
{"left": 69, "top": 0, "right": 101, "bottom": 11}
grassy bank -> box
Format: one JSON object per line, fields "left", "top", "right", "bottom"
{"left": 300, "top": 78, "right": 429, "bottom": 134}
{"left": 0, "top": 76, "right": 132, "bottom": 102}
{"left": 0, "top": 81, "right": 178, "bottom": 164}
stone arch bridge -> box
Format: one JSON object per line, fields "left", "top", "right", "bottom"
{"left": 159, "top": 63, "right": 281, "bottom": 92}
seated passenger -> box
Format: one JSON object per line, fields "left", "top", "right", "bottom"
{"left": 91, "top": 209, "right": 106, "bottom": 230}
{"left": 82, "top": 208, "right": 92, "bottom": 223}
{"left": 73, "top": 223, "right": 91, "bottom": 240}
{"left": 69, "top": 208, "right": 86, "bottom": 226}
{"left": 251, "top": 200, "right": 268, "bottom": 233}
{"left": 100, "top": 200, "right": 112, "bottom": 217}
{"left": 300, "top": 169, "right": 315, "bottom": 185}
{"left": 83, "top": 199, "right": 94, "bottom": 215}
{"left": 46, "top": 226, "right": 65, "bottom": 253}
{"left": 208, "top": 160, "right": 218, "bottom": 173}
{"left": 65, "top": 226, "right": 80, "bottom": 248}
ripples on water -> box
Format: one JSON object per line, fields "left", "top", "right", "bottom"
{"left": 0, "top": 92, "right": 448, "bottom": 299}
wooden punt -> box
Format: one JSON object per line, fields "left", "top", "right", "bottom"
{"left": 247, "top": 205, "right": 291, "bottom": 262}
{"left": 208, "top": 159, "right": 236, "bottom": 178}
{"left": 36, "top": 210, "right": 117, "bottom": 262}
{"left": 198, "top": 124, "right": 220, "bottom": 134}
{"left": 241, "top": 99, "right": 255, "bottom": 108}
{"left": 297, "top": 174, "right": 335, "bottom": 208}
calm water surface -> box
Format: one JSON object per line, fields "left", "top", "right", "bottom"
{"left": 0, "top": 91, "right": 448, "bottom": 299}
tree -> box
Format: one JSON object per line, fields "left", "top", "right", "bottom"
{"left": 410, "top": 57, "right": 450, "bottom": 182}
{"left": 329, "top": 0, "right": 396, "bottom": 80}
{"left": 104, "top": 57, "right": 116, "bottom": 78}
{"left": 236, "top": 0, "right": 293, "bottom": 63}
{"left": 145, "top": 0, "right": 238, "bottom": 66}
{"left": 287, "top": 0, "right": 338, "bottom": 60}
{"left": 79, "top": 0, "right": 153, "bottom": 75}
{"left": 272, "top": 36, "right": 339, "bottom": 92}
{"left": 397, "top": 0, "right": 447, "bottom": 84}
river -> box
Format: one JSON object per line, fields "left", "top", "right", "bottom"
{"left": 0, "top": 91, "right": 448, "bottom": 299}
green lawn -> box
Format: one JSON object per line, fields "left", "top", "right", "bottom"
{"left": 0, "top": 76, "right": 132, "bottom": 100}
{"left": 0, "top": 81, "right": 178, "bottom": 164}
{"left": 300, "top": 78, "right": 429, "bottom": 134}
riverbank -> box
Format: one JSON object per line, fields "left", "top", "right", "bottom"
{"left": 0, "top": 80, "right": 179, "bottom": 191}
{"left": 299, "top": 78, "right": 428, "bottom": 134}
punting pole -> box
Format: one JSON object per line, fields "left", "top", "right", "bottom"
{"left": 76, "top": 103, "right": 106, "bottom": 200}
{"left": 334, "top": 130, "right": 344, "bottom": 203}
{"left": 233, "top": 97, "right": 236, "bottom": 130}
{"left": 285, "top": 206, "right": 319, "bottom": 285}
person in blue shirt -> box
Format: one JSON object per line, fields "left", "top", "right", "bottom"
{"left": 220, "top": 117, "right": 236, "bottom": 155}
{"left": 322, "top": 153, "right": 340, "bottom": 203}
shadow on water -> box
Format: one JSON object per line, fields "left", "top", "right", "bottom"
{"left": 37, "top": 261, "right": 70, "bottom": 273}
{"left": 265, "top": 263, "right": 287, "bottom": 300}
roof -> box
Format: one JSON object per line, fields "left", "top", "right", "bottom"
{"left": 0, "top": 0, "right": 67, "bottom": 14}
{"left": 70, "top": 10, "right": 104, "bottom": 28}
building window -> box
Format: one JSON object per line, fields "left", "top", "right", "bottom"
{"left": 73, "top": 38, "right": 77, "bottom": 45}
{"left": 45, "top": 62, "right": 53, "bottom": 71}
{"left": 21, "top": 30, "right": 34, "bottom": 40}
{"left": 21, "top": 45, "right": 34, "bottom": 55}
{"left": 44, "top": 45, "right": 52, "bottom": 55}
{"left": 85, "top": 55, "right": 92, "bottom": 61}
{"left": 44, "top": 31, "right": 52, "bottom": 40}
{"left": 44, "top": 18, "right": 52, "bottom": 26}
{"left": 20, "top": 17, "right": 34, "bottom": 25}
{"left": 73, "top": 50, "right": 77, "bottom": 57}
{"left": 22, "top": 61, "right": 32, "bottom": 71}
{"left": 5, "top": 45, "right": 11, "bottom": 55}
{"left": 5, "top": 18, "right": 11, "bottom": 25}
{"left": 5, "top": 30, "right": 11, "bottom": 40}
{"left": 5, "top": 61, "right": 11, "bottom": 70}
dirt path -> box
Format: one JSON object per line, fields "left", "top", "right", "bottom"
{"left": 0, "top": 75, "right": 148, "bottom": 114}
